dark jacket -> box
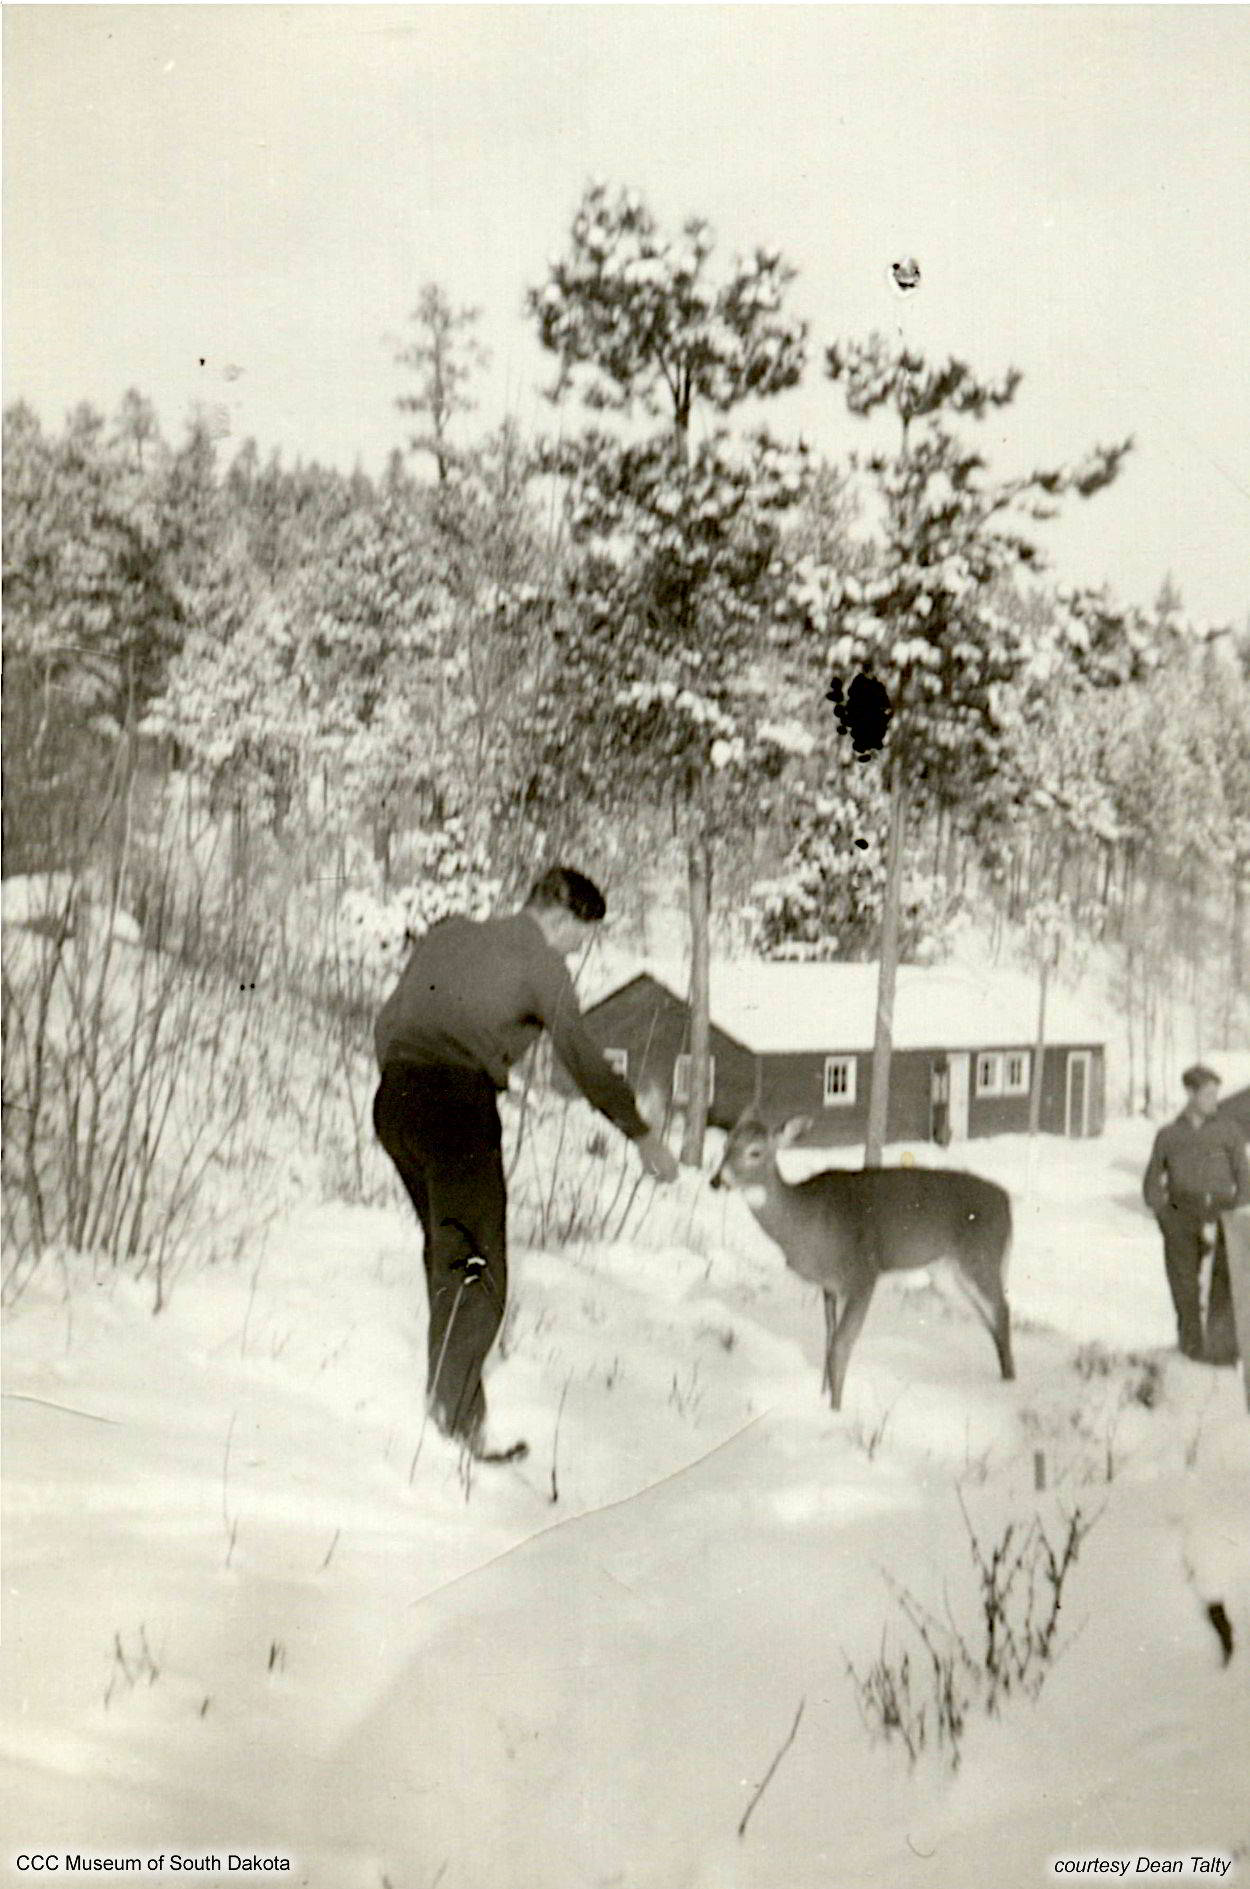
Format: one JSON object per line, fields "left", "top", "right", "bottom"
{"left": 1142, "top": 1109, "right": 1250, "bottom": 1217}
{"left": 375, "top": 911, "right": 649, "bottom": 1141}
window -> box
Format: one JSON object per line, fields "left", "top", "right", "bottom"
{"left": 673, "top": 1054, "right": 716, "bottom": 1105}
{"left": 603, "top": 1048, "right": 628, "bottom": 1078}
{"left": 977, "top": 1052, "right": 1031, "bottom": 1098}
{"left": 976, "top": 1053, "right": 1002, "bottom": 1097}
{"left": 823, "top": 1055, "right": 857, "bottom": 1107}
{"left": 1003, "top": 1052, "right": 1030, "bottom": 1096}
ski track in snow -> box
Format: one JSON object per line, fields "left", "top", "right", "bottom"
{"left": 3, "top": 1118, "right": 1249, "bottom": 1888}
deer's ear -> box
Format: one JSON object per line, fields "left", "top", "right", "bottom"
{"left": 776, "top": 1117, "right": 811, "bottom": 1148}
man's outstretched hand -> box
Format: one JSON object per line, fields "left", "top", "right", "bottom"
{"left": 636, "top": 1130, "right": 679, "bottom": 1184}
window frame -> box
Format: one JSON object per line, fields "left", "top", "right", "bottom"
{"left": 1003, "top": 1051, "right": 1031, "bottom": 1096}
{"left": 822, "top": 1054, "right": 858, "bottom": 1108}
{"left": 673, "top": 1053, "right": 716, "bottom": 1106}
{"left": 976, "top": 1052, "right": 1003, "bottom": 1097}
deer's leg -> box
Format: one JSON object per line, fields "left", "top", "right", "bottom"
{"left": 991, "top": 1293, "right": 1015, "bottom": 1381}
{"left": 821, "top": 1291, "right": 838, "bottom": 1397}
{"left": 826, "top": 1278, "right": 876, "bottom": 1411}
{"left": 953, "top": 1259, "right": 1015, "bottom": 1382}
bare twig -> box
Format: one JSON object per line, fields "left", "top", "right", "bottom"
{"left": 222, "top": 1411, "right": 239, "bottom": 1566}
{"left": 549, "top": 1371, "right": 573, "bottom": 1505}
{"left": 737, "top": 1697, "right": 806, "bottom": 1840}
{"left": 409, "top": 1273, "right": 471, "bottom": 1483}
{"left": 1, "top": 1391, "right": 119, "bottom": 1424}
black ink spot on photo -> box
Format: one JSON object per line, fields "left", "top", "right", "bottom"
{"left": 826, "top": 672, "right": 892, "bottom": 759}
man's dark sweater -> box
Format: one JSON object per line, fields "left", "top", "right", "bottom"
{"left": 1143, "top": 1109, "right": 1250, "bottom": 1216}
{"left": 375, "top": 912, "right": 649, "bottom": 1141}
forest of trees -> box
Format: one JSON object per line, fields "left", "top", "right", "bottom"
{"left": 5, "top": 185, "right": 1249, "bottom": 1158}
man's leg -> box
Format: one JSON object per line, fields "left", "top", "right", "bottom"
{"left": 1159, "top": 1209, "right": 1204, "bottom": 1359}
{"left": 374, "top": 1068, "right": 452, "bottom": 1412}
{"left": 374, "top": 1070, "right": 434, "bottom": 1232}
{"left": 421, "top": 1130, "right": 508, "bottom": 1447}
{"left": 374, "top": 1066, "right": 512, "bottom": 1446}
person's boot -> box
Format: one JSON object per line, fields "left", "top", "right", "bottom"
{"left": 469, "top": 1436, "right": 529, "bottom": 1465}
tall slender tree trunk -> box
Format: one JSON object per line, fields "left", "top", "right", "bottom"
{"left": 672, "top": 404, "right": 713, "bottom": 1170}
{"left": 373, "top": 819, "right": 393, "bottom": 889}
{"left": 681, "top": 807, "right": 713, "bottom": 1169}
{"left": 1140, "top": 863, "right": 1156, "bottom": 1114}
{"left": 943, "top": 815, "right": 960, "bottom": 905}
{"left": 1123, "top": 847, "right": 1137, "bottom": 1111}
{"left": 1028, "top": 946, "right": 1051, "bottom": 1143}
{"left": 1024, "top": 939, "right": 1053, "bottom": 1201}
{"left": 1188, "top": 853, "right": 1204, "bottom": 1058}
{"left": 230, "top": 796, "right": 248, "bottom": 919}
{"left": 865, "top": 767, "right": 908, "bottom": 1167}
{"left": 1226, "top": 860, "right": 1247, "bottom": 1046}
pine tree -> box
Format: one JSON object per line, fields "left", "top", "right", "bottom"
{"left": 527, "top": 184, "right": 810, "bottom": 1163}
{"left": 393, "top": 283, "right": 489, "bottom": 485}
{"left": 2, "top": 398, "right": 183, "bottom": 864}
{"left": 796, "top": 335, "right": 1132, "bottom": 1162}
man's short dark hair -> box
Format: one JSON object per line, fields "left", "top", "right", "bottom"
{"left": 526, "top": 867, "right": 607, "bottom": 924}
{"left": 1182, "top": 1063, "right": 1221, "bottom": 1092}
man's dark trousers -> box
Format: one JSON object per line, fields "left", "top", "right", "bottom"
{"left": 373, "top": 1062, "right": 508, "bottom": 1446}
{"left": 1157, "top": 1194, "right": 1237, "bottom": 1364}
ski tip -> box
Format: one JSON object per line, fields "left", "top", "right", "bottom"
{"left": 473, "top": 1440, "right": 529, "bottom": 1465}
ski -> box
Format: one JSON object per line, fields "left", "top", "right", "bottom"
{"left": 471, "top": 1440, "right": 529, "bottom": 1466}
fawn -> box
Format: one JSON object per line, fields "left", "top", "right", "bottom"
{"left": 711, "top": 1115, "right": 1015, "bottom": 1410}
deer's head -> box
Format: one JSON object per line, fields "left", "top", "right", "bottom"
{"left": 710, "top": 1114, "right": 810, "bottom": 1191}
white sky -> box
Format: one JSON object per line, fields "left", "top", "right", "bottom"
{"left": 4, "top": 4, "right": 1248, "bottom": 621}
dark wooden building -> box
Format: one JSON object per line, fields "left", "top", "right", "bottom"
{"left": 556, "top": 961, "right": 1107, "bottom": 1148}
{"left": 1208, "top": 1054, "right": 1250, "bottom": 1141}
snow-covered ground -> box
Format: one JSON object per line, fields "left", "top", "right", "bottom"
{"left": 3, "top": 1116, "right": 1248, "bottom": 1887}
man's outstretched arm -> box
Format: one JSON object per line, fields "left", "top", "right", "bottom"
{"left": 531, "top": 951, "right": 677, "bottom": 1181}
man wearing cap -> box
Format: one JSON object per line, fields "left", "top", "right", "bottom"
{"left": 1142, "top": 1065, "right": 1249, "bottom": 1362}
{"left": 373, "top": 865, "right": 679, "bottom": 1460}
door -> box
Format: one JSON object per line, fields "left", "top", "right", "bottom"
{"left": 1066, "top": 1051, "right": 1091, "bottom": 1137}
{"left": 930, "top": 1060, "right": 950, "bottom": 1144}
{"left": 947, "top": 1052, "right": 970, "bottom": 1141}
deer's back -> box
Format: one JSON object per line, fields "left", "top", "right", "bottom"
{"left": 797, "top": 1163, "right": 1011, "bottom": 1277}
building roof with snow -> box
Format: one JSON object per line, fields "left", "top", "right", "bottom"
{"left": 578, "top": 958, "right": 1107, "bottom": 1055}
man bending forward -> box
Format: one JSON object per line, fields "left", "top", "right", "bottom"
{"left": 373, "top": 867, "right": 678, "bottom": 1457}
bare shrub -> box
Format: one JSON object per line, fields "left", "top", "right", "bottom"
{"left": 4, "top": 888, "right": 265, "bottom": 1307}
{"left": 503, "top": 1080, "right": 660, "bottom": 1253}
{"left": 1073, "top": 1342, "right": 1163, "bottom": 1410}
{"left": 2, "top": 825, "right": 386, "bottom": 1308}
{"left": 846, "top": 1496, "right": 1100, "bottom": 1770}
{"left": 103, "top": 1625, "right": 162, "bottom": 1709}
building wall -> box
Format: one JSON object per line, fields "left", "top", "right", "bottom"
{"left": 558, "top": 977, "right": 757, "bottom": 1129}
{"left": 566, "top": 979, "right": 1106, "bottom": 1144}
{"left": 755, "top": 1050, "right": 934, "bottom": 1147}
{"left": 758, "top": 1042, "right": 1106, "bottom": 1144}
{"left": 949, "top": 1044, "right": 1107, "bottom": 1138}
{"left": 1060, "top": 1043, "right": 1105, "bottom": 1137}
{"left": 1090, "top": 1048, "right": 1107, "bottom": 1137}
{"left": 968, "top": 1047, "right": 1034, "bottom": 1139}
